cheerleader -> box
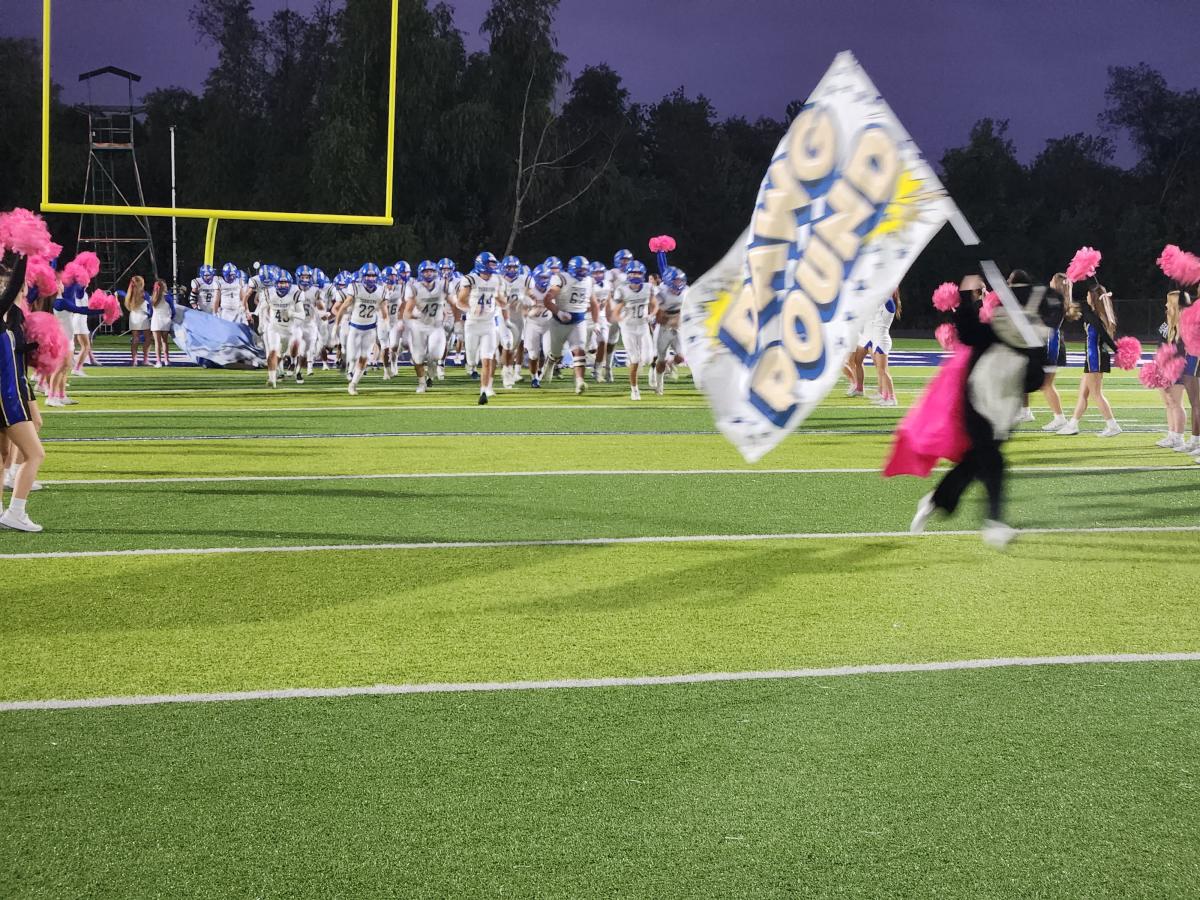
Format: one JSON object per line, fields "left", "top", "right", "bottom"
{"left": 0, "top": 257, "right": 46, "bottom": 532}
{"left": 1156, "top": 290, "right": 1199, "bottom": 452}
{"left": 1035, "top": 272, "right": 1072, "bottom": 431}
{"left": 1056, "top": 284, "right": 1121, "bottom": 437}
{"left": 148, "top": 280, "right": 175, "bottom": 368}
{"left": 869, "top": 289, "right": 900, "bottom": 407}
{"left": 125, "top": 275, "right": 151, "bottom": 366}
{"left": 70, "top": 289, "right": 93, "bottom": 377}
{"left": 51, "top": 283, "right": 92, "bottom": 406}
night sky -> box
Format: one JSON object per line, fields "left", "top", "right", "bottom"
{"left": 6, "top": 0, "right": 1195, "bottom": 166}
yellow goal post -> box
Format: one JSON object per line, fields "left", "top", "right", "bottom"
{"left": 38, "top": 0, "right": 399, "bottom": 264}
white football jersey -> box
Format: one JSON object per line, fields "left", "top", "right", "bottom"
{"left": 348, "top": 282, "right": 386, "bottom": 326}
{"left": 461, "top": 272, "right": 502, "bottom": 322}
{"left": 591, "top": 277, "right": 613, "bottom": 308}
{"left": 408, "top": 279, "right": 446, "bottom": 326}
{"left": 217, "top": 277, "right": 243, "bottom": 312}
{"left": 557, "top": 273, "right": 594, "bottom": 317}
{"left": 524, "top": 279, "right": 554, "bottom": 320}
{"left": 614, "top": 282, "right": 654, "bottom": 322}
{"left": 384, "top": 284, "right": 406, "bottom": 320}
{"left": 656, "top": 285, "right": 686, "bottom": 316}
{"left": 296, "top": 286, "right": 322, "bottom": 322}
{"left": 191, "top": 277, "right": 217, "bottom": 311}
{"left": 262, "top": 285, "right": 301, "bottom": 324}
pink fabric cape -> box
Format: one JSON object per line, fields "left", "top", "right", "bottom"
{"left": 882, "top": 346, "right": 972, "bottom": 478}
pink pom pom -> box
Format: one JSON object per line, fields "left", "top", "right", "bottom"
{"left": 1066, "top": 246, "right": 1102, "bottom": 283}
{"left": 1181, "top": 302, "right": 1200, "bottom": 356}
{"left": 88, "top": 289, "right": 121, "bottom": 325}
{"left": 1154, "top": 342, "right": 1186, "bottom": 385}
{"left": 24, "top": 311, "right": 70, "bottom": 377}
{"left": 0, "top": 208, "right": 57, "bottom": 259}
{"left": 979, "top": 291, "right": 1000, "bottom": 324}
{"left": 62, "top": 251, "right": 101, "bottom": 286}
{"left": 25, "top": 256, "right": 60, "bottom": 297}
{"left": 935, "top": 323, "right": 959, "bottom": 350}
{"left": 648, "top": 237, "right": 663, "bottom": 253}
{"left": 932, "top": 282, "right": 960, "bottom": 312}
{"left": 1137, "top": 361, "right": 1160, "bottom": 389}
{"left": 1157, "top": 244, "right": 1200, "bottom": 287}
{"left": 658, "top": 235, "right": 676, "bottom": 252}
{"left": 1113, "top": 336, "right": 1142, "bottom": 371}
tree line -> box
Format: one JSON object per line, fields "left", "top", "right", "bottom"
{"left": 0, "top": 0, "right": 1196, "bottom": 328}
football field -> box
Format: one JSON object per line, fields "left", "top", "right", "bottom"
{"left": 2, "top": 351, "right": 1199, "bottom": 898}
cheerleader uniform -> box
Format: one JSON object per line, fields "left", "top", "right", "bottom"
{"left": 1045, "top": 309, "right": 1067, "bottom": 372}
{"left": 1, "top": 258, "right": 33, "bottom": 428}
{"left": 1079, "top": 305, "right": 1116, "bottom": 374}
{"left": 150, "top": 292, "right": 176, "bottom": 333}
{"left": 53, "top": 286, "right": 93, "bottom": 339}
{"left": 128, "top": 296, "right": 151, "bottom": 331}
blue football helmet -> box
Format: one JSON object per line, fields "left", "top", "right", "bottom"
{"left": 626, "top": 260, "right": 647, "bottom": 287}
{"left": 220, "top": 262, "right": 238, "bottom": 282}
{"left": 501, "top": 255, "right": 521, "bottom": 279}
{"left": 275, "top": 270, "right": 293, "bottom": 293}
{"left": 544, "top": 256, "right": 562, "bottom": 271}
{"left": 589, "top": 260, "right": 607, "bottom": 281}
{"left": 437, "top": 257, "right": 455, "bottom": 274}
{"left": 314, "top": 269, "right": 329, "bottom": 288}
{"left": 613, "top": 249, "right": 633, "bottom": 270}
{"left": 663, "top": 266, "right": 687, "bottom": 292}
{"left": 360, "top": 263, "right": 381, "bottom": 287}
{"left": 261, "top": 265, "right": 279, "bottom": 285}
{"left": 199, "top": 264, "right": 216, "bottom": 282}
{"left": 417, "top": 260, "right": 438, "bottom": 281}
{"left": 474, "top": 251, "right": 499, "bottom": 275}
{"left": 295, "top": 265, "right": 314, "bottom": 287}
{"left": 382, "top": 265, "right": 399, "bottom": 286}
{"left": 394, "top": 261, "right": 412, "bottom": 281}
{"left": 333, "top": 271, "right": 352, "bottom": 288}
{"left": 566, "top": 255, "right": 589, "bottom": 278}
{"left": 532, "top": 264, "right": 551, "bottom": 291}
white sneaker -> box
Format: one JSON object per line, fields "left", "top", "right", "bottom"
{"left": 654, "top": 380, "right": 664, "bottom": 396}
{"left": 484, "top": 386, "right": 496, "bottom": 398}
{"left": 575, "top": 380, "right": 586, "bottom": 395}
{"left": 1190, "top": 444, "right": 1200, "bottom": 458}
{"left": 1041, "top": 415, "right": 1067, "bottom": 432}
{"left": 153, "top": 362, "right": 162, "bottom": 369}
{"left": 1177, "top": 437, "right": 1199, "bottom": 453}
{"left": 62, "top": 397, "right": 79, "bottom": 406}
{"left": 981, "top": 520, "right": 1016, "bottom": 550}
{"left": 436, "top": 365, "right": 445, "bottom": 381}
{"left": 874, "top": 397, "right": 898, "bottom": 408}
{"left": 605, "top": 367, "right": 614, "bottom": 383}
{"left": 5, "top": 474, "right": 43, "bottom": 492}
{"left": 348, "top": 384, "right": 358, "bottom": 396}
{"left": 1098, "top": 422, "right": 1122, "bottom": 438}
{"left": 45, "top": 397, "right": 64, "bottom": 408}
{"left": 845, "top": 384, "right": 862, "bottom": 397}
{"left": 0, "top": 509, "right": 43, "bottom": 532}
{"left": 1156, "top": 434, "right": 1179, "bottom": 449}
{"left": 909, "top": 493, "right": 937, "bottom": 534}
{"left": 72, "top": 369, "right": 88, "bottom": 377}
{"left": 416, "top": 382, "right": 426, "bottom": 394}
{"left": 1056, "top": 420, "right": 1080, "bottom": 436}
{"left": 1014, "top": 408, "right": 1035, "bottom": 425}
{"left": 630, "top": 387, "right": 640, "bottom": 400}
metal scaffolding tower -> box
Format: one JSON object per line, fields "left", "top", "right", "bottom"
{"left": 76, "top": 66, "right": 158, "bottom": 292}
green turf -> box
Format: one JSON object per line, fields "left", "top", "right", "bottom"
{"left": 2, "top": 467, "right": 1197, "bottom": 555}
{"left": 3, "top": 663, "right": 1198, "bottom": 899}
{"left": 3, "top": 353, "right": 1197, "bottom": 898}
{"left": 2, "top": 534, "right": 1198, "bottom": 701}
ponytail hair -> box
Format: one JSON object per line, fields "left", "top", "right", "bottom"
{"left": 151, "top": 279, "right": 166, "bottom": 306}
{"left": 1053, "top": 273, "right": 1081, "bottom": 320}
{"left": 1166, "top": 290, "right": 1188, "bottom": 342}
{"left": 892, "top": 288, "right": 902, "bottom": 319}
{"left": 125, "top": 275, "right": 145, "bottom": 313}
{"left": 1089, "top": 284, "right": 1117, "bottom": 335}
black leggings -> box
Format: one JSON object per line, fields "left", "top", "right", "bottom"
{"left": 932, "top": 403, "right": 1006, "bottom": 522}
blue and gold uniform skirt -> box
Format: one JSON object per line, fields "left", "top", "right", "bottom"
{"left": 0, "top": 329, "right": 33, "bottom": 428}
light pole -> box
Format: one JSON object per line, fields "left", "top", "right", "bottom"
{"left": 169, "top": 125, "right": 178, "bottom": 288}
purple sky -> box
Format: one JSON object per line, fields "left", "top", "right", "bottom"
{"left": 7, "top": 0, "right": 1196, "bottom": 166}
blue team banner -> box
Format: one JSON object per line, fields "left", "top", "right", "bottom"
{"left": 172, "top": 307, "right": 265, "bottom": 369}
{"left": 681, "top": 52, "right": 958, "bottom": 462}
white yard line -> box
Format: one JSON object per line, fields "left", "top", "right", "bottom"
{"left": 3, "top": 652, "right": 1196, "bottom": 713}
{"left": 35, "top": 464, "right": 1199, "bottom": 487}
{"left": 3, "top": 524, "right": 1198, "bottom": 562}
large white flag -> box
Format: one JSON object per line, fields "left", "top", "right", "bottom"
{"left": 680, "top": 52, "right": 960, "bottom": 462}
